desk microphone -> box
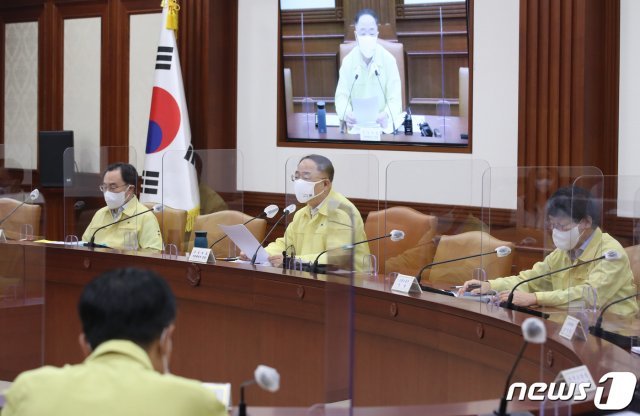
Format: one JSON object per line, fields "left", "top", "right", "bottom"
{"left": 209, "top": 204, "right": 279, "bottom": 249}
{"left": 588, "top": 292, "right": 639, "bottom": 350}
{"left": 310, "top": 229, "right": 405, "bottom": 273}
{"left": 416, "top": 246, "right": 512, "bottom": 283}
{"left": 495, "top": 318, "right": 547, "bottom": 416}
{"left": 86, "top": 203, "right": 163, "bottom": 248}
{"left": 0, "top": 189, "right": 40, "bottom": 226}
{"left": 374, "top": 65, "right": 397, "bottom": 135}
{"left": 339, "top": 68, "right": 359, "bottom": 134}
{"left": 501, "top": 250, "right": 621, "bottom": 318}
{"left": 250, "top": 204, "right": 296, "bottom": 265}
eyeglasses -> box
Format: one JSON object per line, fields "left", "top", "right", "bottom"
{"left": 547, "top": 221, "right": 577, "bottom": 232}
{"left": 99, "top": 183, "right": 129, "bottom": 192}
{"left": 290, "top": 173, "right": 327, "bottom": 182}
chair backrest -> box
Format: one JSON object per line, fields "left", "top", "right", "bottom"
{"left": 0, "top": 198, "right": 41, "bottom": 239}
{"left": 425, "top": 231, "right": 514, "bottom": 285}
{"left": 188, "top": 210, "right": 267, "bottom": 257}
{"left": 364, "top": 206, "right": 437, "bottom": 275}
{"left": 339, "top": 39, "right": 406, "bottom": 108}
{"left": 624, "top": 244, "right": 640, "bottom": 297}
{"left": 284, "top": 67, "right": 294, "bottom": 116}
{"left": 143, "top": 203, "right": 187, "bottom": 253}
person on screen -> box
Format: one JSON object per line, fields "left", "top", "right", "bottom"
{"left": 459, "top": 187, "right": 639, "bottom": 316}
{"left": 242, "top": 154, "right": 370, "bottom": 270}
{"left": 81, "top": 163, "right": 163, "bottom": 251}
{"left": 334, "top": 8, "right": 402, "bottom": 133}
{"left": 2, "top": 268, "right": 226, "bottom": 416}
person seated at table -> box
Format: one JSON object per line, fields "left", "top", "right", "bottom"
{"left": 81, "top": 163, "right": 163, "bottom": 251}
{"left": 2, "top": 267, "right": 226, "bottom": 416}
{"left": 194, "top": 153, "right": 228, "bottom": 215}
{"left": 459, "top": 186, "right": 639, "bottom": 316}
{"left": 334, "top": 8, "right": 402, "bottom": 133}
{"left": 243, "top": 154, "right": 370, "bottom": 271}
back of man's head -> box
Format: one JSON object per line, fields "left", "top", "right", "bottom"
{"left": 78, "top": 268, "right": 176, "bottom": 350}
{"left": 546, "top": 186, "right": 600, "bottom": 227}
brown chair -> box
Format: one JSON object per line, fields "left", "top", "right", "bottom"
{"left": 143, "top": 203, "right": 187, "bottom": 253}
{"left": 364, "top": 206, "right": 437, "bottom": 275}
{"left": 624, "top": 244, "right": 640, "bottom": 297}
{"left": 188, "top": 210, "right": 267, "bottom": 258}
{"left": 339, "top": 38, "right": 406, "bottom": 108}
{"left": 424, "top": 231, "right": 514, "bottom": 286}
{"left": 0, "top": 198, "right": 41, "bottom": 240}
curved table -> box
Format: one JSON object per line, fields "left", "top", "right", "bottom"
{"left": 2, "top": 242, "right": 638, "bottom": 414}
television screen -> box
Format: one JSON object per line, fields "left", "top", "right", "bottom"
{"left": 280, "top": 0, "right": 470, "bottom": 147}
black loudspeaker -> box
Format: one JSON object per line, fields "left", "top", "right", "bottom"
{"left": 38, "top": 131, "right": 74, "bottom": 188}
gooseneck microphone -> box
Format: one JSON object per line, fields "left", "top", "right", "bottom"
{"left": 311, "top": 229, "right": 405, "bottom": 273}
{"left": 374, "top": 66, "right": 397, "bottom": 135}
{"left": 339, "top": 69, "right": 360, "bottom": 134}
{"left": 0, "top": 189, "right": 40, "bottom": 226}
{"left": 588, "top": 292, "right": 639, "bottom": 349}
{"left": 86, "top": 204, "right": 163, "bottom": 248}
{"left": 209, "top": 204, "right": 279, "bottom": 249}
{"left": 250, "top": 204, "right": 296, "bottom": 265}
{"left": 502, "top": 250, "right": 621, "bottom": 318}
{"left": 416, "top": 246, "right": 512, "bottom": 283}
{"left": 495, "top": 318, "right": 547, "bottom": 416}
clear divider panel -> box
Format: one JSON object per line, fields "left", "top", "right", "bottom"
{"left": 160, "top": 149, "right": 244, "bottom": 257}
{"left": 0, "top": 144, "right": 43, "bottom": 242}
{"left": 573, "top": 175, "right": 640, "bottom": 355}
{"left": 283, "top": 154, "right": 378, "bottom": 273}
{"left": 63, "top": 146, "right": 139, "bottom": 249}
{"left": 384, "top": 159, "right": 490, "bottom": 307}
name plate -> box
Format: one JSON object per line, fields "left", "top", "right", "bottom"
{"left": 359, "top": 126, "right": 381, "bottom": 141}
{"left": 391, "top": 273, "right": 423, "bottom": 294}
{"left": 554, "top": 365, "right": 596, "bottom": 393}
{"left": 558, "top": 315, "right": 586, "bottom": 341}
{"left": 189, "top": 248, "right": 216, "bottom": 264}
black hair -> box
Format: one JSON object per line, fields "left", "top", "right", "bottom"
{"left": 300, "top": 154, "right": 334, "bottom": 182}
{"left": 78, "top": 268, "right": 176, "bottom": 350}
{"left": 354, "top": 8, "right": 379, "bottom": 26}
{"left": 546, "top": 186, "right": 600, "bottom": 227}
{"left": 104, "top": 162, "right": 138, "bottom": 187}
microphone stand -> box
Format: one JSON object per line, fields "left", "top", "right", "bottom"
{"left": 588, "top": 292, "right": 639, "bottom": 349}
{"left": 339, "top": 73, "right": 359, "bottom": 134}
{"left": 87, "top": 206, "right": 156, "bottom": 248}
{"left": 374, "top": 69, "right": 397, "bottom": 135}
{"left": 251, "top": 210, "right": 293, "bottom": 265}
{"left": 311, "top": 233, "right": 393, "bottom": 274}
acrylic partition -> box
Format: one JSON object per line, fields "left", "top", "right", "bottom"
{"left": 280, "top": 4, "right": 470, "bottom": 146}
{"left": 307, "top": 202, "right": 357, "bottom": 416}
{"left": 62, "top": 146, "right": 139, "bottom": 249}
{"left": 160, "top": 149, "right": 244, "bottom": 257}
{"left": 571, "top": 174, "right": 640, "bottom": 354}
{"left": 0, "top": 144, "right": 45, "bottom": 382}
{"left": 382, "top": 159, "right": 491, "bottom": 305}
{"left": 283, "top": 153, "right": 378, "bottom": 273}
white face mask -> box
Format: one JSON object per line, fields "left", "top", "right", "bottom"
{"left": 293, "top": 179, "right": 324, "bottom": 203}
{"left": 104, "top": 187, "right": 129, "bottom": 210}
{"left": 357, "top": 34, "right": 377, "bottom": 59}
{"left": 552, "top": 225, "right": 583, "bottom": 251}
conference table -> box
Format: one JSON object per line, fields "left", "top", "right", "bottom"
{"left": 0, "top": 241, "right": 638, "bottom": 415}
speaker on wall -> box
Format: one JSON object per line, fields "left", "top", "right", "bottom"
{"left": 38, "top": 131, "right": 74, "bottom": 188}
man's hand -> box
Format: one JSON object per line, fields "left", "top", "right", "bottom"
{"left": 268, "top": 254, "right": 283, "bottom": 267}
{"left": 496, "top": 290, "right": 537, "bottom": 307}
{"left": 376, "top": 112, "right": 389, "bottom": 128}
{"left": 457, "top": 279, "right": 492, "bottom": 296}
{"left": 345, "top": 112, "right": 357, "bottom": 128}
{"left": 238, "top": 251, "right": 249, "bottom": 261}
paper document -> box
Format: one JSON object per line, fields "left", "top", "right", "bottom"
{"left": 351, "top": 96, "right": 378, "bottom": 126}
{"left": 326, "top": 113, "right": 340, "bottom": 127}
{"left": 218, "top": 224, "right": 270, "bottom": 264}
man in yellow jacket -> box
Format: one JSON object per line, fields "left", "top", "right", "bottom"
{"left": 2, "top": 268, "right": 226, "bottom": 416}
{"left": 82, "top": 163, "right": 163, "bottom": 251}
{"left": 459, "top": 187, "right": 639, "bottom": 316}
{"left": 264, "top": 154, "right": 370, "bottom": 271}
